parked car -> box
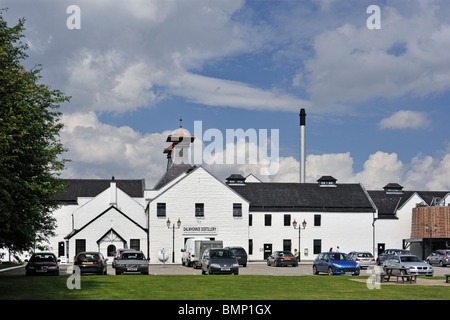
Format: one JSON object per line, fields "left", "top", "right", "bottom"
{"left": 426, "top": 250, "right": 450, "bottom": 267}
{"left": 348, "top": 251, "right": 376, "bottom": 269}
{"left": 115, "top": 250, "right": 149, "bottom": 275}
{"left": 225, "top": 246, "right": 248, "bottom": 267}
{"left": 181, "top": 238, "right": 223, "bottom": 268}
{"left": 112, "top": 248, "right": 134, "bottom": 268}
{"left": 74, "top": 252, "right": 108, "bottom": 275}
{"left": 267, "top": 251, "right": 298, "bottom": 267}
{"left": 313, "top": 252, "right": 360, "bottom": 275}
{"left": 201, "top": 248, "right": 239, "bottom": 275}
{"left": 25, "top": 252, "right": 60, "bottom": 276}
{"left": 377, "top": 249, "right": 410, "bottom": 265}
{"left": 383, "top": 255, "right": 433, "bottom": 276}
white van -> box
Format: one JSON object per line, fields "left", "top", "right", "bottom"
{"left": 181, "top": 238, "right": 208, "bottom": 267}
{"left": 181, "top": 238, "right": 223, "bottom": 268}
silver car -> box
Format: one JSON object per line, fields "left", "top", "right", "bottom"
{"left": 383, "top": 255, "right": 433, "bottom": 276}
{"left": 426, "top": 250, "right": 450, "bottom": 267}
{"left": 348, "top": 251, "right": 376, "bottom": 269}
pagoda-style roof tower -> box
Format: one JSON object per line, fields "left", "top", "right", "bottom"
{"left": 164, "top": 118, "right": 195, "bottom": 171}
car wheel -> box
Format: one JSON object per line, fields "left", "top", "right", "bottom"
{"left": 313, "top": 265, "right": 319, "bottom": 275}
{"left": 439, "top": 260, "right": 444, "bottom": 267}
{"left": 328, "top": 267, "right": 334, "bottom": 276}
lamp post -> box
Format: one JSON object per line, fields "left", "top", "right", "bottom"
{"left": 293, "top": 219, "right": 307, "bottom": 262}
{"left": 167, "top": 218, "right": 181, "bottom": 263}
{"left": 425, "top": 224, "right": 438, "bottom": 255}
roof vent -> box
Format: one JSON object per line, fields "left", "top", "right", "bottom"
{"left": 383, "top": 183, "right": 404, "bottom": 194}
{"left": 226, "top": 174, "right": 246, "bottom": 186}
{"left": 317, "top": 176, "right": 337, "bottom": 187}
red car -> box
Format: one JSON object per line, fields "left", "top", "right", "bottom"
{"left": 25, "top": 252, "right": 60, "bottom": 276}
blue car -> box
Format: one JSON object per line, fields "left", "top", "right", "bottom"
{"left": 313, "top": 252, "right": 360, "bottom": 275}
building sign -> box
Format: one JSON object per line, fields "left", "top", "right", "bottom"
{"left": 183, "top": 226, "right": 217, "bottom": 235}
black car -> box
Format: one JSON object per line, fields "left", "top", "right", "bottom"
{"left": 267, "top": 251, "right": 298, "bottom": 267}
{"left": 25, "top": 252, "right": 60, "bottom": 276}
{"left": 201, "top": 248, "right": 239, "bottom": 275}
{"left": 225, "top": 246, "right": 248, "bottom": 267}
{"left": 74, "top": 252, "right": 108, "bottom": 275}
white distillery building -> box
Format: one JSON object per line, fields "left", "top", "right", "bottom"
{"left": 36, "top": 122, "right": 449, "bottom": 264}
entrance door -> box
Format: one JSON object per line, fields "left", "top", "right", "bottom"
{"left": 263, "top": 244, "right": 272, "bottom": 260}
{"left": 377, "top": 243, "right": 385, "bottom": 256}
{"left": 107, "top": 245, "right": 117, "bottom": 257}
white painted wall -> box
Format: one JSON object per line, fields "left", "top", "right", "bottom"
{"left": 147, "top": 167, "right": 249, "bottom": 264}
{"left": 249, "top": 210, "right": 374, "bottom": 261}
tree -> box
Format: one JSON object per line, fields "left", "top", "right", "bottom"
{"left": 0, "top": 10, "right": 70, "bottom": 254}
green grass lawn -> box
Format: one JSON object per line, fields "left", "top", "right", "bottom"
{"left": 1, "top": 275, "right": 449, "bottom": 300}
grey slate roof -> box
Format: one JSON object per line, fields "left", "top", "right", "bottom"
{"left": 153, "top": 164, "right": 196, "bottom": 190}
{"left": 230, "top": 182, "right": 375, "bottom": 213}
{"left": 368, "top": 190, "right": 449, "bottom": 219}
{"left": 53, "top": 179, "right": 145, "bottom": 204}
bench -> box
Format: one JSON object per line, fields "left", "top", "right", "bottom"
{"left": 394, "top": 274, "right": 417, "bottom": 284}
{"left": 445, "top": 274, "right": 450, "bottom": 283}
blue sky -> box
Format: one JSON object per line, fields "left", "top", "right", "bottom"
{"left": 3, "top": 0, "right": 450, "bottom": 190}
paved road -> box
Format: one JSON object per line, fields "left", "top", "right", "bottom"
{"left": 2, "top": 262, "right": 449, "bottom": 277}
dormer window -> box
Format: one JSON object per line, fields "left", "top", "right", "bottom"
{"left": 225, "top": 174, "right": 246, "bottom": 186}
{"left": 317, "top": 176, "right": 337, "bottom": 187}
{"left": 383, "top": 183, "right": 404, "bottom": 194}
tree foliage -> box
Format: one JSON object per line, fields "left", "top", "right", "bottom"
{"left": 0, "top": 11, "right": 70, "bottom": 252}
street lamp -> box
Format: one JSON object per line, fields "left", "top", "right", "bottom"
{"left": 167, "top": 218, "right": 181, "bottom": 263}
{"left": 292, "top": 219, "right": 307, "bottom": 262}
{"left": 425, "top": 224, "right": 438, "bottom": 255}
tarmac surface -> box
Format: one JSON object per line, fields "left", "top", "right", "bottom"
{"left": 2, "top": 261, "right": 449, "bottom": 286}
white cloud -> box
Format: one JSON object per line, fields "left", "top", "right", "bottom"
{"left": 169, "top": 72, "right": 309, "bottom": 112}
{"left": 379, "top": 110, "right": 431, "bottom": 130}
{"left": 60, "top": 112, "right": 168, "bottom": 187}
{"left": 59, "top": 113, "right": 450, "bottom": 191}
{"left": 304, "top": 4, "right": 450, "bottom": 104}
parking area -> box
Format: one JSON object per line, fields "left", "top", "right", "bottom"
{"left": 2, "top": 262, "right": 449, "bottom": 278}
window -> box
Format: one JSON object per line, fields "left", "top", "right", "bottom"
{"left": 283, "top": 239, "right": 291, "bottom": 252}
{"left": 264, "top": 214, "right": 272, "bottom": 226}
{"left": 75, "top": 239, "right": 86, "bottom": 255}
{"left": 233, "top": 203, "right": 242, "bottom": 217}
{"left": 248, "top": 239, "right": 253, "bottom": 255}
{"left": 284, "top": 214, "right": 291, "bottom": 226}
{"left": 314, "top": 214, "right": 321, "bottom": 226}
{"left": 195, "top": 203, "right": 204, "bottom": 217}
{"left": 130, "top": 239, "right": 140, "bottom": 251}
{"left": 249, "top": 214, "right": 252, "bottom": 226}
{"left": 313, "top": 239, "right": 322, "bottom": 254}
{"left": 157, "top": 203, "right": 166, "bottom": 217}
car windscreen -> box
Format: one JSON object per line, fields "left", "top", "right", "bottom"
{"left": 210, "top": 250, "right": 235, "bottom": 259}
{"left": 77, "top": 253, "right": 100, "bottom": 262}
{"left": 30, "top": 254, "right": 56, "bottom": 262}
{"left": 400, "top": 256, "right": 421, "bottom": 262}
{"left": 329, "top": 253, "right": 352, "bottom": 261}
{"left": 121, "top": 252, "right": 145, "bottom": 260}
